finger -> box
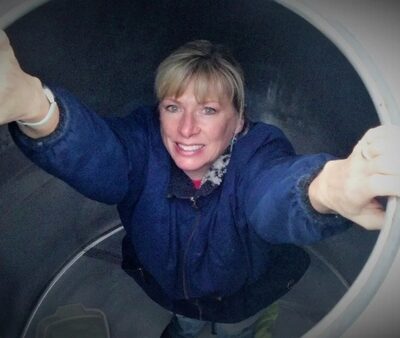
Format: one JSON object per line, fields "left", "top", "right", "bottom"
{"left": 363, "top": 124, "right": 400, "bottom": 144}
{"left": 360, "top": 143, "right": 374, "bottom": 161}
{"left": 365, "top": 139, "right": 389, "bottom": 158}
{"left": 353, "top": 140, "right": 376, "bottom": 166}
{"left": 350, "top": 199, "right": 385, "bottom": 230}
{"left": 367, "top": 174, "right": 400, "bottom": 197}
{"left": 367, "top": 154, "right": 400, "bottom": 175}
{"left": 352, "top": 208, "right": 385, "bottom": 230}
{"left": 356, "top": 125, "right": 400, "bottom": 162}
{"left": 352, "top": 139, "right": 368, "bottom": 160}
{"left": 358, "top": 140, "right": 380, "bottom": 161}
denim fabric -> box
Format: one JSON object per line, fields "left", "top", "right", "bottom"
{"left": 168, "top": 305, "right": 274, "bottom": 338}
{"left": 168, "top": 303, "right": 279, "bottom": 338}
{"left": 168, "top": 315, "right": 206, "bottom": 338}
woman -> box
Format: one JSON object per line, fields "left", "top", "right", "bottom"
{"left": 1, "top": 31, "right": 399, "bottom": 337}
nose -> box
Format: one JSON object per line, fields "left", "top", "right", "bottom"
{"left": 178, "top": 111, "right": 200, "bottom": 138}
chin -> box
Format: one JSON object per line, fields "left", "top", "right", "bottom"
{"left": 176, "top": 162, "right": 202, "bottom": 173}
{"left": 174, "top": 160, "right": 206, "bottom": 178}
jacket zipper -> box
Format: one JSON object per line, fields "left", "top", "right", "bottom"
{"left": 182, "top": 196, "right": 200, "bottom": 300}
{"left": 195, "top": 299, "right": 203, "bottom": 321}
{"left": 189, "top": 196, "right": 197, "bottom": 208}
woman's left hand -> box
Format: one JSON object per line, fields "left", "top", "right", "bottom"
{"left": 309, "top": 125, "right": 400, "bottom": 230}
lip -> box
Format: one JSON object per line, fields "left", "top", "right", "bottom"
{"left": 175, "top": 143, "right": 205, "bottom": 155}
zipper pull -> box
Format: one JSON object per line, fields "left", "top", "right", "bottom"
{"left": 190, "top": 196, "right": 198, "bottom": 209}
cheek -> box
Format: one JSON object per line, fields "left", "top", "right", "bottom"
{"left": 160, "top": 118, "right": 174, "bottom": 139}
{"left": 160, "top": 122, "right": 172, "bottom": 150}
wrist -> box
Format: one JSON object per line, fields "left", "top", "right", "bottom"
{"left": 17, "top": 87, "right": 56, "bottom": 126}
{"left": 17, "top": 84, "right": 60, "bottom": 138}
{"left": 18, "top": 77, "right": 51, "bottom": 123}
{"left": 308, "top": 161, "right": 335, "bottom": 214}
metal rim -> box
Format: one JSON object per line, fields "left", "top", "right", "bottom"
{"left": 274, "top": 0, "right": 400, "bottom": 336}
{"left": 2, "top": 1, "right": 399, "bottom": 336}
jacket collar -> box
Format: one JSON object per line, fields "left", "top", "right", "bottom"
{"left": 167, "top": 153, "right": 230, "bottom": 200}
{"left": 166, "top": 120, "right": 250, "bottom": 200}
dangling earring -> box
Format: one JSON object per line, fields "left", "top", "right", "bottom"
{"left": 229, "top": 134, "right": 237, "bottom": 153}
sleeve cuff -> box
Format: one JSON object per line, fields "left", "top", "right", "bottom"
{"left": 9, "top": 86, "right": 70, "bottom": 151}
{"left": 296, "top": 163, "right": 351, "bottom": 228}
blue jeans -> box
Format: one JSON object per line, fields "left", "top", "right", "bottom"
{"left": 167, "top": 305, "right": 277, "bottom": 338}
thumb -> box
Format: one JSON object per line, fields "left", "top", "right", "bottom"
{"left": 0, "top": 30, "right": 11, "bottom": 50}
{"left": 351, "top": 200, "right": 385, "bottom": 230}
{"left": 352, "top": 137, "right": 373, "bottom": 162}
{"left": 0, "top": 29, "right": 18, "bottom": 60}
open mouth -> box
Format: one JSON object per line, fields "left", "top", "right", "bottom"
{"left": 176, "top": 143, "right": 204, "bottom": 153}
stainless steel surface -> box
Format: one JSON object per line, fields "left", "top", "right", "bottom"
{"left": 1, "top": 1, "right": 398, "bottom": 337}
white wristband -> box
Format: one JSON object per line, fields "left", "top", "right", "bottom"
{"left": 17, "top": 87, "right": 57, "bottom": 127}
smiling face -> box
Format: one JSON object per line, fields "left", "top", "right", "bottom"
{"left": 159, "top": 80, "right": 244, "bottom": 180}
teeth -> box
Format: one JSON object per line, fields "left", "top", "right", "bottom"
{"left": 177, "top": 143, "right": 203, "bottom": 152}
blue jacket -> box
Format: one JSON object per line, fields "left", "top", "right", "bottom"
{"left": 10, "top": 87, "right": 350, "bottom": 323}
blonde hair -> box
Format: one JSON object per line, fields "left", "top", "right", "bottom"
{"left": 155, "top": 40, "right": 245, "bottom": 117}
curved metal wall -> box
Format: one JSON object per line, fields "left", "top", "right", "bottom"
{"left": 1, "top": 0, "right": 397, "bottom": 337}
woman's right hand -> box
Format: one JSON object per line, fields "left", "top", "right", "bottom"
{"left": 0, "top": 30, "right": 58, "bottom": 136}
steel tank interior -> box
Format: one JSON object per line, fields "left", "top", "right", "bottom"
{"left": 0, "top": 0, "right": 393, "bottom": 337}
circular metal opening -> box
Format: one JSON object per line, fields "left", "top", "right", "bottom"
{"left": 1, "top": 1, "right": 398, "bottom": 337}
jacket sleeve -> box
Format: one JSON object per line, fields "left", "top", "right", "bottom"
{"left": 240, "top": 125, "right": 351, "bottom": 245}
{"left": 9, "top": 87, "right": 148, "bottom": 205}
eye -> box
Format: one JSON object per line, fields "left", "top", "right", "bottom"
{"left": 164, "top": 104, "right": 179, "bottom": 113}
{"left": 203, "top": 106, "right": 217, "bottom": 115}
